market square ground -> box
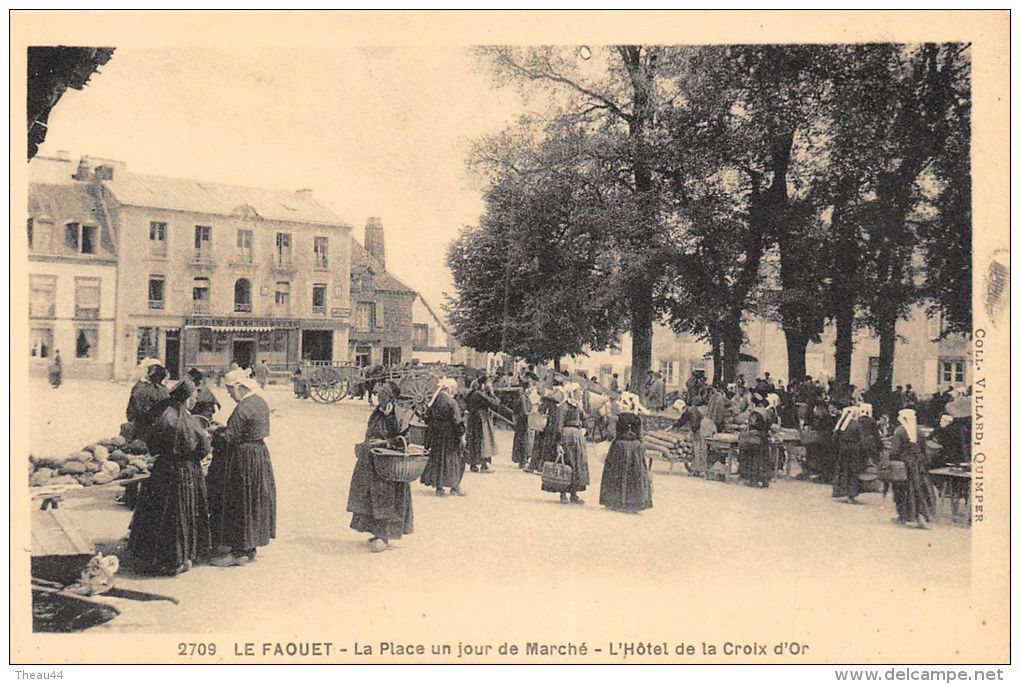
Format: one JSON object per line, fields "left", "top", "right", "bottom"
{"left": 24, "top": 378, "right": 971, "bottom": 660}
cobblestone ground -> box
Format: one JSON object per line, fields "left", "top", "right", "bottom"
{"left": 24, "top": 378, "right": 972, "bottom": 661}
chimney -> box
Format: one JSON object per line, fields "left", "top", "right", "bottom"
{"left": 72, "top": 155, "right": 90, "bottom": 181}
{"left": 364, "top": 217, "right": 386, "bottom": 270}
{"left": 296, "top": 188, "right": 314, "bottom": 200}
{"left": 94, "top": 165, "right": 114, "bottom": 181}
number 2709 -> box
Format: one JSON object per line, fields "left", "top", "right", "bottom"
{"left": 178, "top": 643, "right": 216, "bottom": 656}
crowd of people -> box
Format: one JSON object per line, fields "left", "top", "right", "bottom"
{"left": 118, "top": 355, "right": 970, "bottom": 567}
{"left": 121, "top": 361, "right": 277, "bottom": 575}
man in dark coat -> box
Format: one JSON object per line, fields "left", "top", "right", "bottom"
{"left": 126, "top": 363, "right": 171, "bottom": 442}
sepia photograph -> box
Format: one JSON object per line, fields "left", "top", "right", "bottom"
{"left": 9, "top": 9, "right": 1011, "bottom": 671}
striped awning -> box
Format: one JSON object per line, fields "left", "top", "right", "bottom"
{"left": 197, "top": 325, "right": 276, "bottom": 333}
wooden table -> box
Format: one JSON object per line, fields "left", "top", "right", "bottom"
{"left": 928, "top": 467, "right": 971, "bottom": 526}
{"left": 706, "top": 434, "right": 740, "bottom": 482}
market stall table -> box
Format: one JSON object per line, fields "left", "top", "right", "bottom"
{"left": 928, "top": 466, "right": 971, "bottom": 526}
{"left": 705, "top": 433, "right": 740, "bottom": 482}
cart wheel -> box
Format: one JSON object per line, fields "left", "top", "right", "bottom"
{"left": 400, "top": 373, "right": 438, "bottom": 418}
{"left": 335, "top": 378, "right": 351, "bottom": 401}
{"left": 310, "top": 367, "right": 341, "bottom": 403}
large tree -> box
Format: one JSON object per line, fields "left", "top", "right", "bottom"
{"left": 476, "top": 46, "right": 674, "bottom": 384}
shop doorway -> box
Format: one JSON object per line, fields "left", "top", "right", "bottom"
{"left": 233, "top": 339, "right": 255, "bottom": 369}
{"left": 301, "top": 330, "right": 333, "bottom": 362}
{"left": 165, "top": 330, "right": 181, "bottom": 380}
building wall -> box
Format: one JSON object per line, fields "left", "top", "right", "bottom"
{"left": 572, "top": 305, "right": 971, "bottom": 397}
{"left": 347, "top": 289, "right": 415, "bottom": 366}
{"left": 410, "top": 295, "right": 455, "bottom": 364}
{"left": 113, "top": 203, "right": 352, "bottom": 379}
{"left": 28, "top": 258, "right": 118, "bottom": 379}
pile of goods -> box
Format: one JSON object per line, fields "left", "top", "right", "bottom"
{"left": 641, "top": 429, "right": 694, "bottom": 463}
{"left": 29, "top": 436, "right": 155, "bottom": 488}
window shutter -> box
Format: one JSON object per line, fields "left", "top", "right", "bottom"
{"left": 376, "top": 300, "right": 385, "bottom": 329}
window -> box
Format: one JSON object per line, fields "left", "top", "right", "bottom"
{"left": 75, "top": 277, "right": 101, "bottom": 319}
{"left": 27, "top": 219, "right": 33, "bottom": 250}
{"left": 275, "top": 232, "right": 292, "bottom": 268}
{"left": 354, "top": 345, "right": 372, "bottom": 367}
{"left": 149, "top": 222, "right": 167, "bottom": 257}
{"left": 660, "top": 360, "right": 677, "bottom": 385}
{"left": 939, "top": 358, "right": 966, "bottom": 385}
{"left": 194, "top": 225, "right": 212, "bottom": 262}
{"left": 148, "top": 276, "right": 165, "bottom": 310}
{"left": 29, "top": 274, "right": 56, "bottom": 318}
{"left": 199, "top": 329, "right": 215, "bottom": 353}
{"left": 64, "top": 223, "right": 98, "bottom": 254}
{"left": 355, "top": 302, "right": 376, "bottom": 332}
{"left": 75, "top": 327, "right": 98, "bottom": 359}
{"left": 383, "top": 347, "right": 402, "bottom": 366}
{"left": 30, "top": 328, "right": 53, "bottom": 359}
{"left": 136, "top": 327, "right": 159, "bottom": 363}
{"left": 234, "top": 278, "right": 252, "bottom": 312}
{"left": 275, "top": 281, "right": 291, "bottom": 312}
{"left": 236, "top": 229, "right": 253, "bottom": 263}
{"left": 192, "top": 277, "right": 211, "bottom": 313}
{"left": 312, "top": 283, "right": 327, "bottom": 314}
{"left": 30, "top": 219, "right": 52, "bottom": 252}
{"left": 314, "top": 236, "right": 329, "bottom": 269}
{"left": 412, "top": 324, "right": 429, "bottom": 346}
{"left": 81, "top": 226, "right": 97, "bottom": 254}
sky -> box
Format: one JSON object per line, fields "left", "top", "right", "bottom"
{"left": 37, "top": 46, "right": 522, "bottom": 312}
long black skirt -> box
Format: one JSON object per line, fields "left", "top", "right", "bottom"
{"left": 347, "top": 451, "right": 414, "bottom": 540}
{"left": 207, "top": 441, "right": 277, "bottom": 552}
{"left": 128, "top": 457, "right": 211, "bottom": 572}
{"left": 599, "top": 437, "right": 652, "bottom": 512}
{"left": 421, "top": 426, "right": 464, "bottom": 489}
{"left": 832, "top": 446, "right": 864, "bottom": 499}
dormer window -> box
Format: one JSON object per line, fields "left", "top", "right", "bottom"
{"left": 64, "top": 222, "right": 98, "bottom": 255}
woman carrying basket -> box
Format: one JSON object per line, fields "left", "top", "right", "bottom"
{"left": 543, "top": 383, "right": 590, "bottom": 505}
{"left": 347, "top": 382, "right": 414, "bottom": 552}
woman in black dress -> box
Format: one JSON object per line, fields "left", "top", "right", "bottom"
{"left": 464, "top": 377, "right": 500, "bottom": 473}
{"left": 600, "top": 394, "right": 652, "bottom": 513}
{"left": 544, "top": 383, "right": 590, "bottom": 504}
{"left": 347, "top": 383, "right": 413, "bottom": 552}
{"left": 510, "top": 383, "right": 534, "bottom": 469}
{"left": 128, "top": 379, "right": 211, "bottom": 575}
{"left": 208, "top": 372, "right": 277, "bottom": 567}
{"left": 886, "top": 408, "right": 937, "bottom": 529}
{"left": 421, "top": 378, "right": 466, "bottom": 496}
{"left": 831, "top": 406, "right": 866, "bottom": 504}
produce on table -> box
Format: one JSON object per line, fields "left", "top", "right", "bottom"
{"left": 29, "top": 435, "right": 156, "bottom": 488}
{"left": 641, "top": 429, "right": 694, "bottom": 463}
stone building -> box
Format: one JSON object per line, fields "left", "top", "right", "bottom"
{"left": 348, "top": 218, "right": 416, "bottom": 367}
{"left": 411, "top": 293, "right": 458, "bottom": 364}
{"left": 27, "top": 155, "right": 119, "bottom": 379}
{"left": 82, "top": 158, "right": 354, "bottom": 380}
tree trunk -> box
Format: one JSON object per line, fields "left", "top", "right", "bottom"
{"left": 553, "top": 357, "right": 561, "bottom": 373}
{"left": 721, "top": 315, "right": 743, "bottom": 385}
{"left": 833, "top": 301, "right": 854, "bottom": 386}
{"left": 784, "top": 331, "right": 809, "bottom": 385}
{"left": 709, "top": 327, "right": 723, "bottom": 387}
{"left": 876, "top": 312, "right": 897, "bottom": 392}
{"left": 629, "top": 284, "right": 653, "bottom": 392}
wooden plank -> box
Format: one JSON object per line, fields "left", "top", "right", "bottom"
{"left": 31, "top": 507, "right": 94, "bottom": 558}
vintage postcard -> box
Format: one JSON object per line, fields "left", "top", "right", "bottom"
{"left": 9, "top": 10, "right": 1010, "bottom": 668}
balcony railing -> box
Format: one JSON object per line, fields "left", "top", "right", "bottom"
{"left": 193, "top": 301, "right": 211, "bottom": 314}
{"left": 315, "top": 256, "right": 329, "bottom": 270}
{"left": 274, "top": 255, "right": 293, "bottom": 270}
{"left": 193, "top": 249, "right": 214, "bottom": 265}
{"left": 148, "top": 299, "right": 165, "bottom": 310}
{"left": 29, "top": 304, "right": 56, "bottom": 319}
{"left": 234, "top": 302, "right": 253, "bottom": 313}
{"left": 312, "top": 305, "right": 327, "bottom": 316}
{"left": 75, "top": 307, "right": 100, "bottom": 320}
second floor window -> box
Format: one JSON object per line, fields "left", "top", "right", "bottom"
{"left": 275, "top": 232, "right": 292, "bottom": 267}
{"left": 148, "top": 276, "right": 165, "bottom": 309}
{"left": 355, "top": 302, "right": 376, "bottom": 332}
{"left": 312, "top": 284, "right": 327, "bottom": 314}
{"left": 75, "top": 277, "right": 101, "bottom": 319}
{"left": 275, "top": 281, "right": 291, "bottom": 310}
{"left": 149, "top": 222, "right": 167, "bottom": 257}
{"left": 193, "top": 277, "right": 211, "bottom": 313}
{"left": 194, "top": 225, "right": 212, "bottom": 261}
{"left": 314, "top": 236, "right": 329, "bottom": 269}
{"left": 29, "top": 274, "right": 56, "bottom": 318}
{"left": 236, "top": 229, "right": 253, "bottom": 263}
{"left": 412, "top": 323, "right": 429, "bottom": 346}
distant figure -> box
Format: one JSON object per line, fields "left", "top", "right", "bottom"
{"left": 609, "top": 373, "right": 620, "bottom": 394}
{"left": 48, "top": 350, "right": 62, "bottom": 388}
{"left": 254, "top": 360, "right": 270, "bottom": 389}
{"left": 292, "top": 368, "right": 310, "bottom": 400}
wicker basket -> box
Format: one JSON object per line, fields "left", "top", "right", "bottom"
{"left": 528, "top": 413, "right": 548, "bottom": 431}
{"left": 372, "top": 442, "right": 430, "bottom": 483}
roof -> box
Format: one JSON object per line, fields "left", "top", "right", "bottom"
{"left": 350, "top": 238, "right": 415, "bottom": 294}
{"left": 415, "top": 293, "right": 452, "bottom": 337}
{"left": 102, "top": 173, "right": 350, "bottom": 226}
{"left": 29, "top": 182, "right": 103, "bottom": 224}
